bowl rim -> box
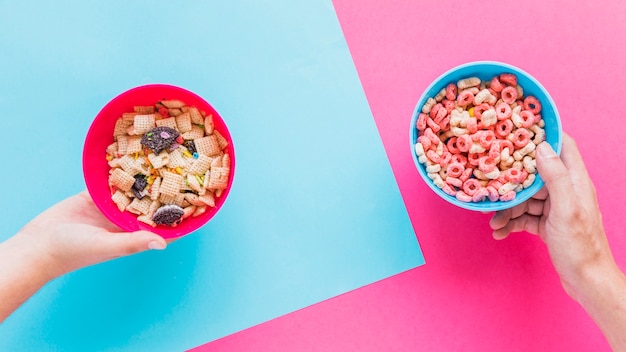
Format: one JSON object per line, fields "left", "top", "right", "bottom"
{"left": 409, "top": 60, "right": 562, "bottom": 211}
{"left": 83, "top": 83, "right": 235, "bottom": 238}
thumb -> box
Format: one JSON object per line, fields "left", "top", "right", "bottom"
{"left": 536, "top": 142, "right": 574, "bottom": 205}
{"left": 98, "top": 231, "right": 167, "bottom": 258}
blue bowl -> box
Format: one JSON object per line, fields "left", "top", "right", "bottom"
{"left": 409, "top": 61, "right": 562, "bottom": 211}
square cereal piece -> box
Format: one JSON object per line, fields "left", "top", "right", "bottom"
{"left": 160, "top": 171, "right": 184, "bottom": 197}
{"left": 114, "top": 118, "right": 133, "bottom": 137}
{"left": 134, "top": 105, "right": 155, "bottom": 114}
{"left": 189, "top": 107, "right": 203, "bottom": 125}
{"left": 213, "top": 130, "right": 229, "bottom": 150}
{"left": 109, "top": 168, "right": 135, "bottom": 192}
{"left": 122, "top": 112, "right": 138, "bottom": 120}
{"left": 155, "top": 116, "right": 178, "bottom": 131}
{"left": 159, "top": 192, "right": 185, "bottom": 207}
{"left": 148, "top": 151, "right": 170, "bottom": 169}
{"left": 204, "top": 114, "right": 214, "bottom": 135}
{"left": 210, "top": 155, "right": 222, "bottom": 169}
{"left": 188, "top": 154, "right": 212, "bottom": 175}
{"left": 166, "top": 148, "right": 190, "bottom": 169}
{"left": 116, "top": 135, "right": 128, "bottom": 155}
{"left": 198, "top": 193, "right": 215, "bottom": 207}
{"left": 133, "top": 114, "right": 156, "bottom": 135}
{"left": 160, "top": 99, "right": 185, "bottom": 109}
{"left": 148, "top": 199, "right": 161, "bottom": 218}
{"left": 126, "top": 136, "right": 143, "bottom": 155}
{"left": 194, "top": 135, "right": 221, "bottom": 156}
{"left": 127, "top": 196, "right": 152, "bottom": 215}
{"left": 111, "top": 190, "right": 131, "bottom": 212}
{"left": 168, "top": 108, "right": 182, "bottom": 117}
{"left": 118, "top": 154, "right": 149, "bottom": 175}
{"left": 208, "top": 166, "right": 230, "bottom": 189}
{"left": 106, "top": 142, "right": 118, "bottom": 157}
{"left": 150, "top": 176, "right": 161, "bottom": 201}
{"left": 222, "top": 153, "right": 231, "bottom": 168}
{"left": 137, "top": 214, "right": 156, "bottom": 227}
{"left": 175, "top": 112, "right": 192, "bottom": 133}
{"left": 182, "top": 125, "right": 205, "bottom": 140}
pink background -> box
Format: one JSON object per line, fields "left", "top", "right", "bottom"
{"left": 192, "top": 0, "right": 626, "bottom": 350}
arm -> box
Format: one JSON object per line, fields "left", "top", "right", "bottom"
{"left": 490, "top": 134, "right": 626, "bottom": 350}
{"left": 0, "top": 191, "right": 167, "bottom": 322}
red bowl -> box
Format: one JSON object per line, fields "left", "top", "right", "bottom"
{"left": 83, "top": 84, "right": 235, "bottom": 239}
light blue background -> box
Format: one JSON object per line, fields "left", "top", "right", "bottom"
{"left": 0, "top": 1, "right": 424, "bottom": 350}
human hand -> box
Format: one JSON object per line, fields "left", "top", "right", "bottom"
{"left": 15, "top": 190, "right": 167, "bottom": 280}
{"left": 489, "top": 134, "right": 616, "bottom": 299}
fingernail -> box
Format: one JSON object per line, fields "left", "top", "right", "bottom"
{"left": 537, "top": 142, "right": 557, "bottom": 158}
{"left": 148, "top": 240, "right": 166, "bottom": 250}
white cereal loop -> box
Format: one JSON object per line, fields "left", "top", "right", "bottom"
{"left": 523, "top": 173, "right": 536, "bottom": 188}
{"left": 457, "top": 77, "right": 481, "bottom": 89}
{"left": 474, "top": 89, "right": 494, "bottom": 105}
{"left": 421, "top": 98, "right": 436, "bottom": 114}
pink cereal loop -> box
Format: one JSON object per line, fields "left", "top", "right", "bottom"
{"left": 457, "top": 90, "right": 475, "bottom": 107}
{"left": 446, "top": 83, "right": 457, "bottom": 101}
{"left": 479, "top": 130, "right": 495, "bottom": 148}
{"left": 442, "top": 184, "right": 456, "bottom": 196}
{"left": 478, "top": 156, "right": 497, "bottom": 173}
{"left": 499, "top": 190, "right": 516, "bottom": 202}
{"left": 471, "top": 187, "right": 489, "bottom": 203}
{"left": 446, "top": 176, "right": 463, "bottom": 188}
{"left": 446, "top": 162, "right": 465, "bottom": 178}
{"left": 519, "top": 110, "right": 535, "bottom": 128}
{"left": 488, "top": 140, "right": 501, "bottom": 160}
{"left": 417, "top": 135, "right": 432, "bottom": 151}
{"left": 495, "top": 102, "right": 512, "bottom": 120}
{"left": 446, "top": 137, "right": 460, "bottom": 154}
{"left": 443, "top": 99, "right": 455, "bottom": 113}
{"left": 438, "top": 116, "right": 450, "bottom": 131}
{"left": 439, "top": 151, "right": 452, "bottom": 167}
{"left": 499, "top": 140, "right": 514, "bottom": 155}
{"left": 455, "top": 190, "right": 473, "bottom": 202}
{"left": 499, "top": 73, "right": 518, "bottom": 86}
{"left": 460, "top": 167, "right": 473, "bottom": 182}
{"left": 501, "top": 86, "right": 518, "bottom": 104}
{"left": 494, "top": 119, "right": 513, "bottom": 138}
{"left": 430, "top": 103, "right": 443, "bottom": 119}
{"left": 416, "top": 113, "right": 428, "bottom": 131}
{"left": 434, "top": 106, "right": 447, "bottom": 124}
{"left": 426, "top": 150, "right": 441, "bottom": 164}
{"left": 456, "top": 134, "right": 471, "bottom": 153}
{"left": 490, "top": 77, "right": 504, "bottom": 92}
{"left": 466, "top": 116, "right": 478, "bottom": 133}
{"left": 473, "top": 103, "right": 490, "bottom": 119}
{"left": 451, "top": 153, "right": 467, "bottom": 166}
{"left": 463, "top": 178, "right": 481, "bottom": 196}
{"left": 424, "top": 127, "right": 440, "bottom": 145}
{"left": 486, "top": 186, "right": 499, "bottom": 202}
{"left": 523, "top": 96, "right": 542, "bottom": 114}
{"left": 467, "top": 152, "right": 482, "bottom": 166}
{"left": 513, "top": 128, "right": 531, "bottom": 148}
{"left": 505, "top": 168, "right": 525, "bottom": 183}
{"left": 426, "top": 117, "right": 441, "bottom": 133}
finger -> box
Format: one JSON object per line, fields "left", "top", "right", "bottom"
{"left": 535, "top": 142, "right": 576, "bottom": 208}
{"left": 531, "top": 186, "right": 548, "bottom": 201}
{"left": 492, "top": 214, "right": 542, "bottom": 239}
{"left": 96, "top": 231, "right": 167, "bottom": 258}
{"left": 559, "top": 134, "right": 598, "bottom": 201}
{"left": 490, "top": 208, "right": 512, "bottom": 230}
{"left": 559, "top": 134, "right": 589, "bottom": 177}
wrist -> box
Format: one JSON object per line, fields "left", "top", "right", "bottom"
{"left": 564, "top": 259, "right": 623, "bottom": 305}
{"left": 11, "top": 229, "right": 60, "bottom": 283}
